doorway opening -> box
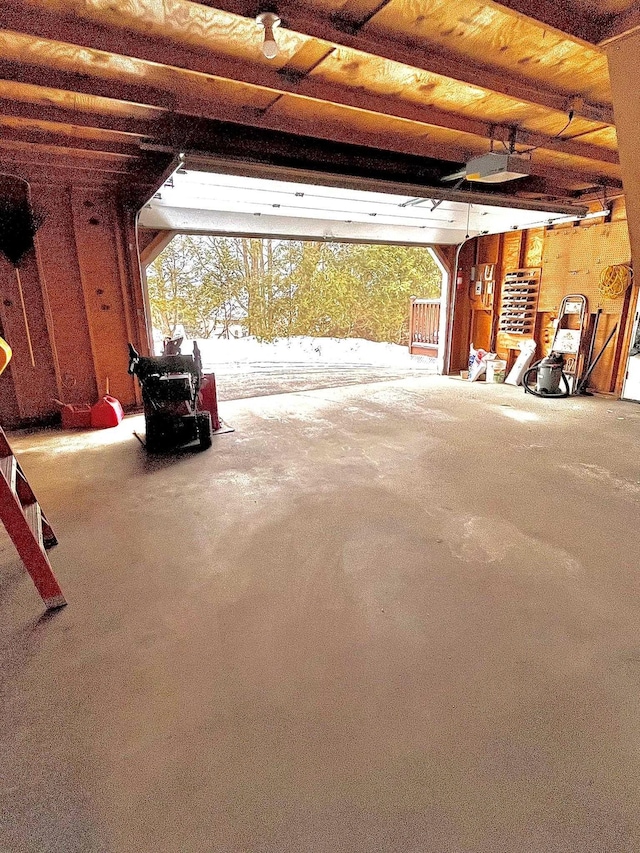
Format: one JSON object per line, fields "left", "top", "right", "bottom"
{"left": 145, "top": 235, "right": 444, "bottom": 399}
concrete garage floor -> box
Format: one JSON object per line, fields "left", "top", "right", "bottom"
{"left": 2, "top": 376, "right": 640, "bottom": 853}
{"left": 215, "top": 363, "right": 435, "bottom": 403}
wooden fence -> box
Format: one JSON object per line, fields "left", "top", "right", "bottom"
{"left": 409, "top": 298, "right": 440, "bottom": 357}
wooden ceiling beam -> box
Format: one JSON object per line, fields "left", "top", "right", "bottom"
{"left": 482, "top": 0, "right": 608, "bottom": 46}
{"left": 0, "top": 114, "right": 149, "bottom": 144}
{"left": 177, "top": 117, "right": 623, "bottom": 192}
{"left": 0, "top": 123, "right": 142, "bottom": 156}
{"left": 3, "top": 0, "right": 614, "bottom": 127}
{"left": 0, "top": 19, "right": 618, "bottom": 173}
{"left": 0, "top": 93, "right": 162, "bottom": 137}
{"left": 0, "top": 58, "right": 178, "bottom": 114}
{"left": 195, "top": 0, "right": 615, "bottom": 124}
{"left": 0, "top": 138, "right": 138, "bottom": 168}
{"left": 0, "top": 150, "right": 133, "bottom": 175}
{"left": 598, "top": 6, "right": 640, "bottom": 46}
{"left": 0, "top": 44, "right": 618, "bottom": 169}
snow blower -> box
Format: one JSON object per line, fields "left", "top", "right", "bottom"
{"left": 128, "top": 340, "right": 213, "bottom": 452}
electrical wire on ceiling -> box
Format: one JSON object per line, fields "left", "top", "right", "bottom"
{"left": 505, "top": 111, "right": 575, "bottom": 157}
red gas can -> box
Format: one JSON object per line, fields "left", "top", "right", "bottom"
{"left": 90, "top": 395, "right": 124, "bottom": 429}
{"left": 61, "top": 403, "right": 92, "bottom": 430}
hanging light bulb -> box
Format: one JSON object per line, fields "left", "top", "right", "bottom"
{"left": 256, "top": 12, "right": 281, "bottom": 60}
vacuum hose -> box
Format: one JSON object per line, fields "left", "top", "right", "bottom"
{"left": 522, "top": 358, "right": 571, "bottom": 398}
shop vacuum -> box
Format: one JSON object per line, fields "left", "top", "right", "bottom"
{"left": 522, "top": 351, "right": 571, "bottom": 398}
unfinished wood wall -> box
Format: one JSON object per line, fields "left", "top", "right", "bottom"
{"left": 0, "top": 183, "right": 148, "bottom": 427}
{"left": 451, "top": 207, "right": 636, "bottom": 394}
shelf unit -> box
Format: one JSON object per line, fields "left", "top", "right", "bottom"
{"left": 499, "top": 268, "right": 541, "bottom": 336}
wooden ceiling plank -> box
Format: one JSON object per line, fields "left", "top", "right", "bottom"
{"left": 0, "top": 57, "right": 178, "bottom": 113}
{"left": 0, "top": 78, "right": 166, "bottom": 122}
{"left": 484, "top": 0, "right": 608, "bottom": 45}
{"left": 3, "top": 0, "right": 614, "bottom": 126}
{"left": 0, "top": 149, "right": 134, "bottom": 175}
{"left": 0, "top": 114, "right": 148, "bottom": 144}
{"left": 194, "top": 0, "right": 615, "bottom": 123}
{"left": 0, "top": 123, "right": 142, "bottom": 156}
{"left": 0, "top": 137, "right": 137, "bottom": 164}
{"left": 0, "top": 98, "right": 159, "bottom": 137}
{"left": 598, "top": 6, "right": 640, "bottom": 45}
{"left": 0, "top": 22, "right": 618, "bottom": 170}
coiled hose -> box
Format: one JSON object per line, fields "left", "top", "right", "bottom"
{"left": 522, "top": 359, "right": 571, "bottom": 398}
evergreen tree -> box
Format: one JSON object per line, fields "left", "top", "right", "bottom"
{"left": 146, "top": 235, "right": 441, "bottom": 344}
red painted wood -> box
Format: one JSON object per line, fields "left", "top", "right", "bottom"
{"left": 0, "top": 474, "right": 65, "bottom": 607}
{"left": 0, "top": 427, "right": 65, "bottom": 608}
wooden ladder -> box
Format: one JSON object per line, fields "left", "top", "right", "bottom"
{"left": 0, "top": 426, "right": 66, "bottom": 610}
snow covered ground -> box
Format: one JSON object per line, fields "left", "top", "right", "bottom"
{"left": 156, "top": 335, "right": 436, "bottom": 372}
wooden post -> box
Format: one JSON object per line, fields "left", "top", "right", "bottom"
{"left": 408, "top": 296, "right": 416, "bottom": 353}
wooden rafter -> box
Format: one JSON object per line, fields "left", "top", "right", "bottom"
{"left": 598, "top": 6, "right": 640, "bottom": 46}
{"left": 0, "top": 124, "right": 141, "bottom": 156}
{"left": 0, "top": 74, "right": 621, "bottom": 192}
{"left": 0, "top": 39, "right": 618, "bottom": 169}
{"left": 485, "top": 0, "right": 609, "bottom": 45}
{"left": 3, "top": 0, "right": 615, "bottom": 127}
{"left": 0, "top": 139, "right": 137, "bottom": 173}
{"left": 0, "top": 114, "right": 149, "bottom": 144}
{"left": 194, "top": 0, "right": 615, "bottom": 124}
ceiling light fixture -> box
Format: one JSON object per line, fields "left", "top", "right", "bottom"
{"left": 256, "top": 12, "right": 281, "bottom": 60}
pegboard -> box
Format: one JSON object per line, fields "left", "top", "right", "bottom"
{"left": 540, "top": 221, "right": 632, "bottom": 314}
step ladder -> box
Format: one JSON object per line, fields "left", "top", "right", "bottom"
{"left": 0, "top": 426, "right": 66, "bottom": 610}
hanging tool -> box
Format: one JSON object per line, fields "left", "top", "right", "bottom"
{"left": 0, "top": 173, "right": 44, "bottom": 368}
{"left": 578, "top": 308, "right": 602, "bottom": 391}
{"left": 576, "top": 323, "right": 618, "bottom": 396}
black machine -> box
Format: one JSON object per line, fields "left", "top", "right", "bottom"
{"left": 128, "top": 339, "right": 213, "bottom": 452}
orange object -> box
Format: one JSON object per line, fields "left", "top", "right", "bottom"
{"left": 199, "top": 374, "right": 221, "bottom": 431}
{"left": 90, "top": 395, "right": 124, "bottom": 429}
{"left": 0, "top": 425, "right": 65, "bottom": 610}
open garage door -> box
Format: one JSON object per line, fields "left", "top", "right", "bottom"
{"left": 138, "top": 160, "right": 588, "bottom": 375}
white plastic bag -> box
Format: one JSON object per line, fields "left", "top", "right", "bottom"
{"left": 505, "top": 339, "right": 536, "bottom": 386}
{"left": 469, "top": 350, "right": 496, "bottom": 381}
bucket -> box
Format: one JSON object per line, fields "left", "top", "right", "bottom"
{"left": 486, "top": 359, "right": 507, "bottom": 383}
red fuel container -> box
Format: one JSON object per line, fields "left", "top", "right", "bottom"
{"left": 61, "top": 403, "right": 92, "bottom": 430}
{"left": 90, "top": 395, "right": 124, "bottom": 429}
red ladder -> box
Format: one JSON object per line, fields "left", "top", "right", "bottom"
{"left": 0, "top": 426, "right": 66, "bottom": 609}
